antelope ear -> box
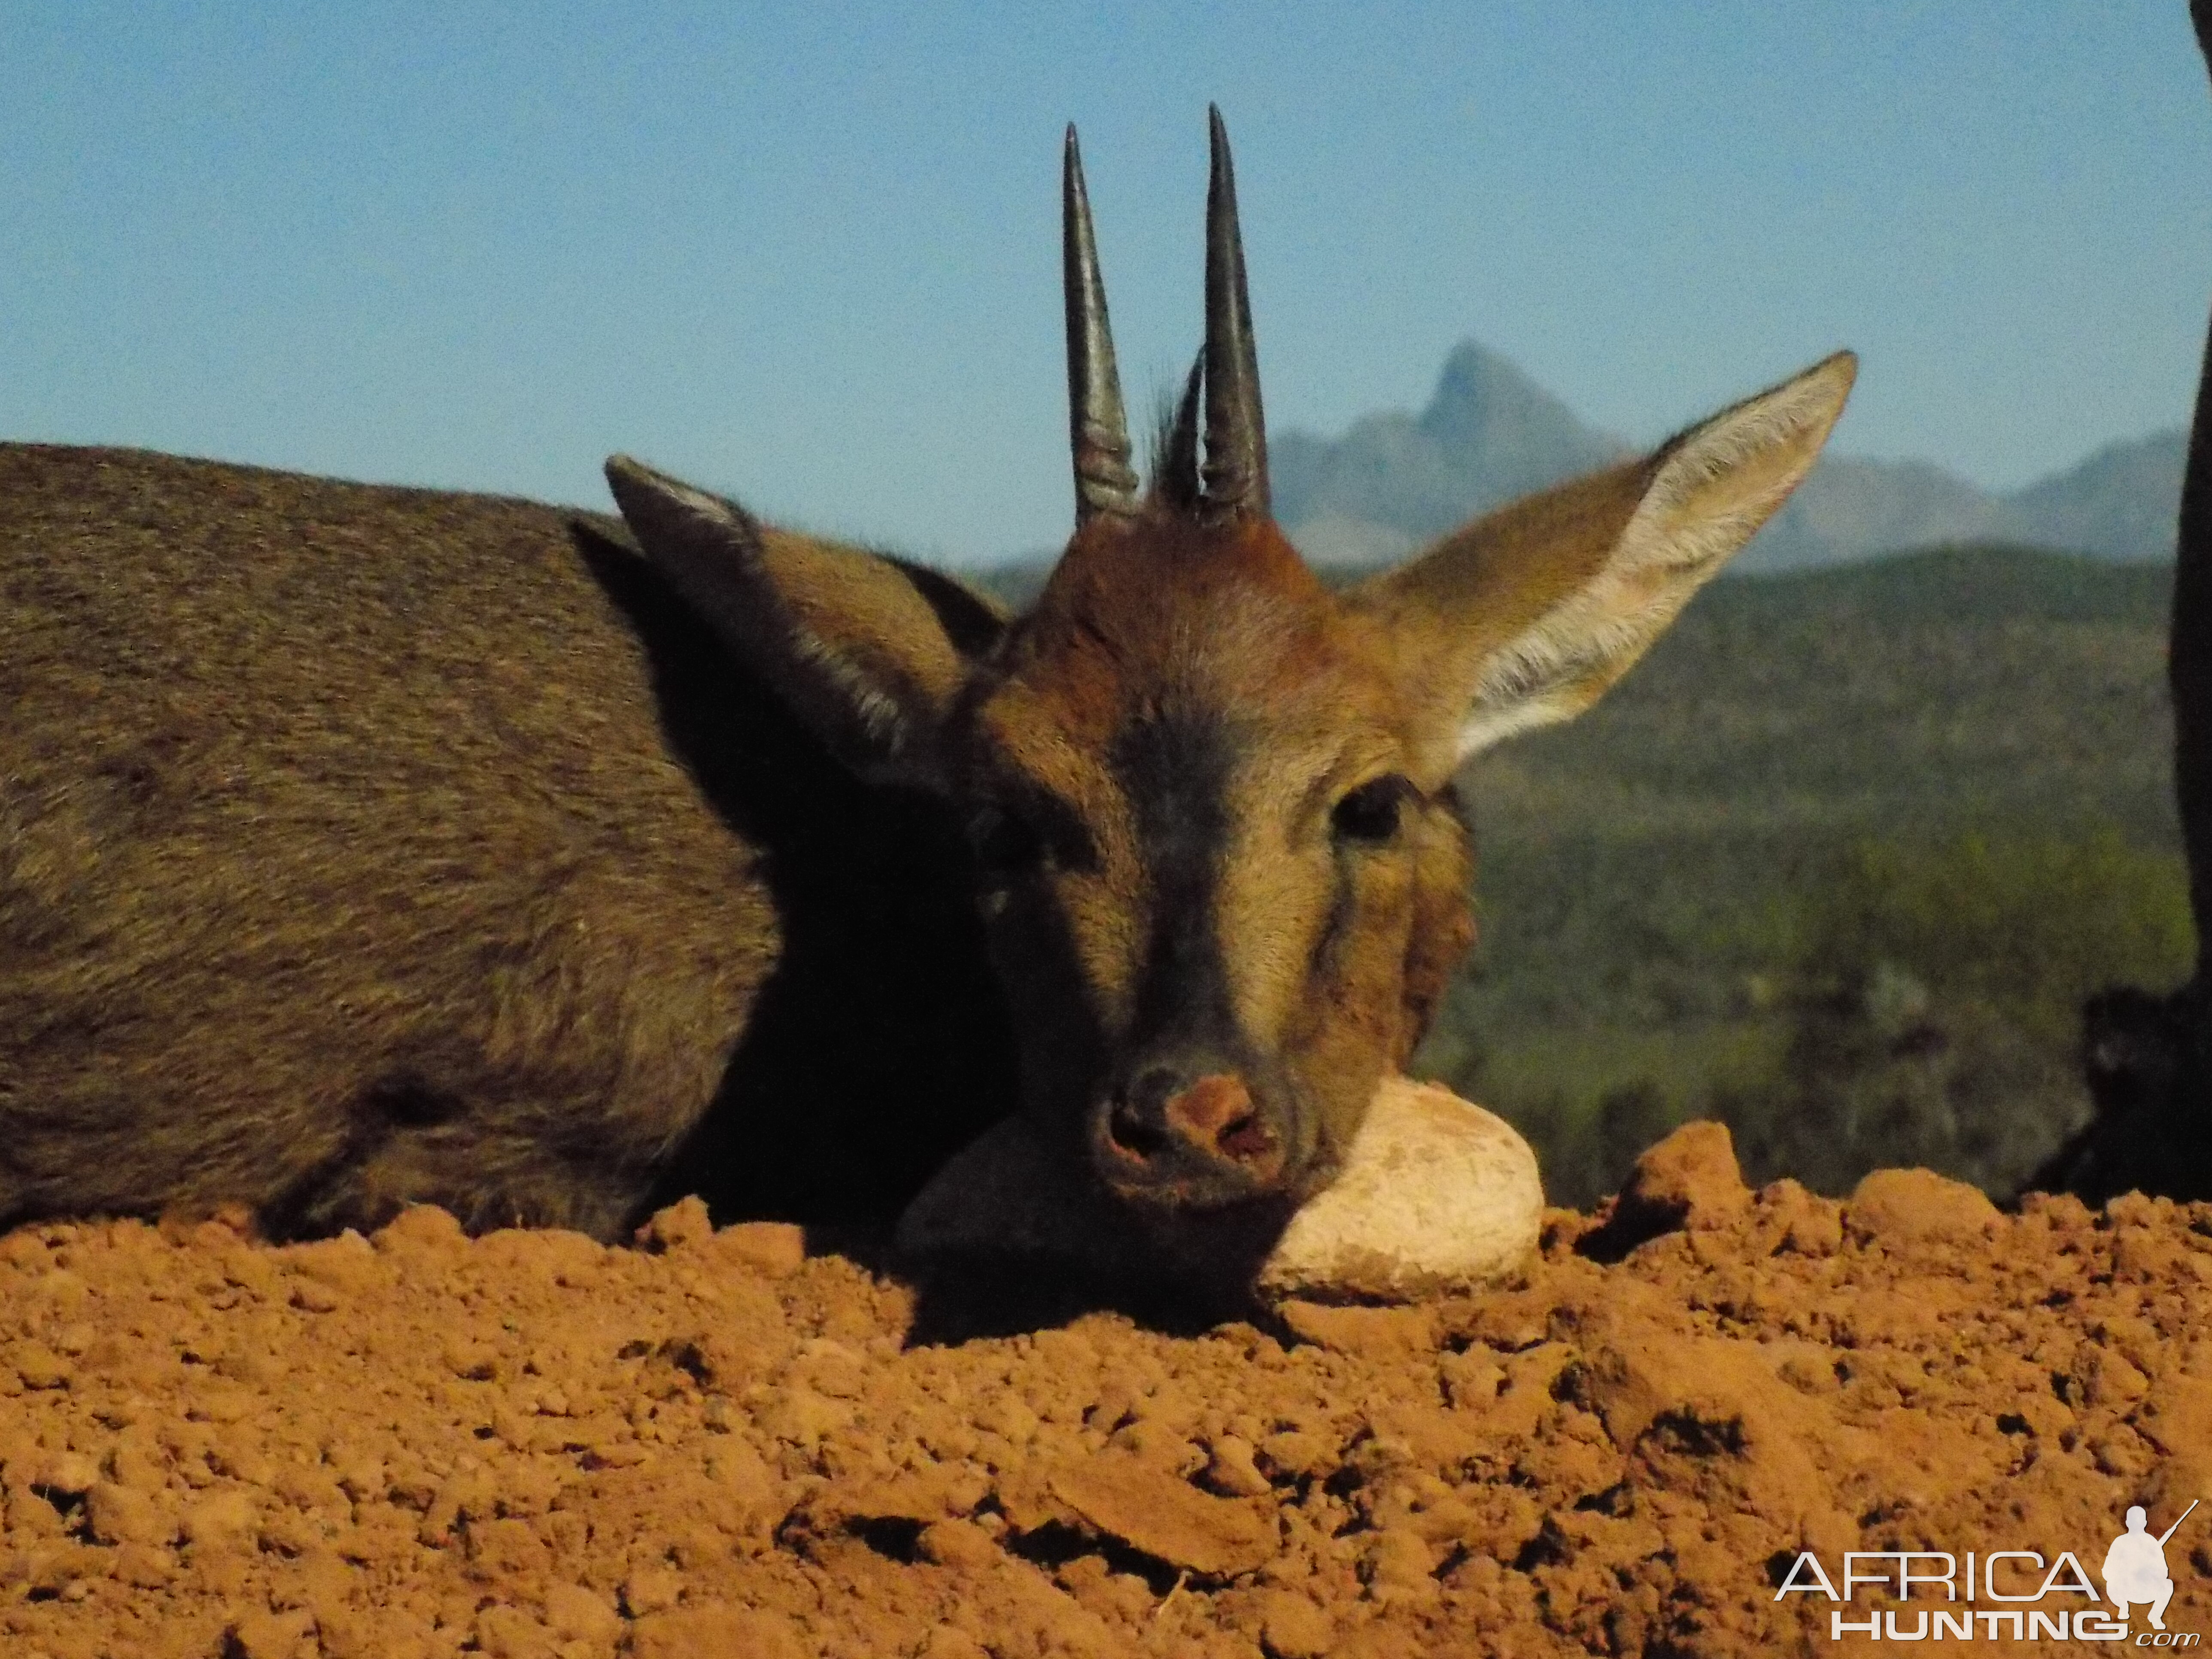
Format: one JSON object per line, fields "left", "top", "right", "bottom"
{"left": 1345, "top": 352, "right": 1854, "bottom": 776}
{"left": 605, "top": 456, "right": 1008, "bottom": 790}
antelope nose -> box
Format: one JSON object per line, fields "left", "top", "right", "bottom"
{"left": 1104, "top": 1067, "right": 1284, "bottom": 1180}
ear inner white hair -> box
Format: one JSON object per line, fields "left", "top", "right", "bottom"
{"left": 1454, "top": 351, "right": 1855, "bottom": 760}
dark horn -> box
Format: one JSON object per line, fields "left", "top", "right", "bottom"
{"left": 1064, "top": 125, "right": 1141, "bottom": 524}
{"left": 1199, "top": 105, "right": 1269, "bottom": 520}
{"left": 1156, "top": 351, "right": 1204, "bottom": 510}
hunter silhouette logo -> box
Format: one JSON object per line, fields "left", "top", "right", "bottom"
{"left": 2107, "top": 1501, "right": 2199, "bottom": 1634}
{"left": 1776, "top": 1495, "right": 2202, "bottom": 1643}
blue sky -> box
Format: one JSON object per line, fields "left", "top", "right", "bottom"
{"left": 6, "top": 3, "right": 2209, "bottom": 564}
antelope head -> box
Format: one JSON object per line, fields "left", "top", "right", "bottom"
{"left": 606, "top": 110, "right": 1854, "bottom": 1228}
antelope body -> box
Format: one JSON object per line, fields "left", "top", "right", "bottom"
{"left": 0, "top": 113, "right": 1853, "bottom": 1247}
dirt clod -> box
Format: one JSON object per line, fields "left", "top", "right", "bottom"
{"left": 1617, "top": 1120, "right": 1752, "bottom": 1233}
{"left": 4, "top": 1149, "right": 2211, "bottom": 1654}
{"left": 1845, "top": 1164, "right": 2002, "bottom": 1245}
{"left": 1255, "top": 1588, "right": 1333, "bottom": 1659}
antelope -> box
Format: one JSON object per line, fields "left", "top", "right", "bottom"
{"left": 0, "top": 111, "right": 1853, "bottom": 1251}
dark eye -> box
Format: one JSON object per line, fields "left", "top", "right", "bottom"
{"left": 967, "top": 804, "right": 1045, "bottom": 876}
{"left": 1331, "top": 775, "right": 1411, "bottom": 845}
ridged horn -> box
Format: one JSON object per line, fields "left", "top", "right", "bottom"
{"left": 1199, "top": 105, "right": 1269, "bottom": 520}
{"left": 1064, "top": 125, "right": 1141, "bottom": 524}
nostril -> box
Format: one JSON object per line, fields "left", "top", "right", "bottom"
{"left": 1106, "top": 1100, "right": 1167, "bottom": 1161}
{"left": 1215, "top": 1110, "right": 1275, "bottom": 1165}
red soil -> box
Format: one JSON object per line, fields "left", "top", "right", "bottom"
{"left": 4, "top": 1125, "right": 2210, "bottom": 1658}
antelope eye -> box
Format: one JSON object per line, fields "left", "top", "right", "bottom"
{"left": 967, "top": 804, "right": 1046, "bottom": 876}
{"left": 1331, "top": 775, "right": 1411, "bottom": 845}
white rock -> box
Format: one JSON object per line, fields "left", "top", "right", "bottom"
{"left": 1255, "top": 1078, "right": 1544, "bottom": 1301}
{"left": 895, "top": 1076, "right": 1544, "bottom": 1304}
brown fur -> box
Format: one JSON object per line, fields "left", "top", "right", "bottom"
{"left": 0, "top": 444, "right": 1015, "bottom": 1237}
{"left": 942, "top": 509, "right": 1470, "bottom": 1197}
{"left": 1, "top": 342, "right": 1846, "bottom": 1244}
{"left": 601, "top": 348, "right": 1850, "bottom": 1220}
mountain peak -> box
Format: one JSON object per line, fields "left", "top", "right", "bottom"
{"left": 1274, "top": 338, "right": 2185, "bottom": 571}
{"left": 1269, "top": 339, "right": 1622, "bottom": 546}
{"left": 1419, "top": 342, "right": 1587, "bottom": 450}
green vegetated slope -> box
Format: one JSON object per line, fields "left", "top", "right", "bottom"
{"left": 1422, "top": 544, "right": 2189, "bottom": 1206}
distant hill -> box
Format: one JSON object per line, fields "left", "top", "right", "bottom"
{"left": 1425, "top": 542, "right": 2183, "bottom": 1205}
{"left": 1270, "top": 343, "right": 1625, "bottom": 547}
{"left": 1270, "top": 341, "right": 2187, "bottom": 573}
{"left": 2002, "top": 430, "right": 2191, "bottom": 564}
